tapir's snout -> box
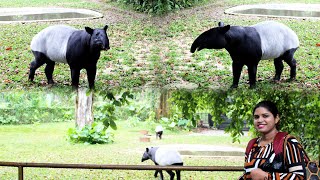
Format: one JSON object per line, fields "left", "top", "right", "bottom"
{"left": 190, "top": 43, "right": 197, "bottom": 53}
{"left": 104, "top": 45, "right": 110, "bottom": 51}
{"left": 190, "top": 38, "right": 200, "bottom": 53}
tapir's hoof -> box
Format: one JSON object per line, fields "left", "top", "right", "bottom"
{"left": 249, "top": 84, "right": 256, "bottom": 89}
{"left": 48, "top": 80, "right": 55, "bottom": 84}
{"left": 287, "top": 78, "right": 296, "bottom": 82}
{"left": 71, "top": 85, "right": 79, "bottom": 90}
{"left": 273, "top": 80, "right": 280, "bottom": 84}
{"left": 230, "top": 85, "right": 238, "bottom": 89}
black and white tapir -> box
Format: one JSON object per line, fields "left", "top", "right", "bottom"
{"left": 155, "top": 125, "right": 164, "bottom": 139}
{"left": 29, "top": 25, "right": 110, "bottom": 89}
{"left": 190, "top": 21, "right": 299, "bottom": 88}
{"left": 142, "top": 147, "right": 183, "bottom": 180}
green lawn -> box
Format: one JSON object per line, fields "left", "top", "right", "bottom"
{"left": 0, "top": 121, "right": 250, "bottom": 179}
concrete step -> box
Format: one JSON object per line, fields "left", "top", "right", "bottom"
{"left": 159, "top": 144, "right": 245, "bottom": 157}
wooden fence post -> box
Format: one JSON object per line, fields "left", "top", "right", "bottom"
{"left": 18, "top": 166, "right": 23, "bottom": 180}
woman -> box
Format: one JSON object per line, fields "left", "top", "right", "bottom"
{"left": 239, "top": 100, "right": 307, "bottom": 180}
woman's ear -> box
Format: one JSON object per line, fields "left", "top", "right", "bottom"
{"left": 275, "top": 115, "right": 280, "bottom": 124}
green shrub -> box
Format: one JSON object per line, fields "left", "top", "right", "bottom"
{"left": 115, "top": 0, "right": 202, "bottom": 14}
{"left": 68, "top": 122, "right": 114, "bottom": 144}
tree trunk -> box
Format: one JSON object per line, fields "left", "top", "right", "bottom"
{"left": 75, "top": 88, "right": 93, "bottom": 128}
{"left": 156, "top": 89, "right": 170, "bottom": 119}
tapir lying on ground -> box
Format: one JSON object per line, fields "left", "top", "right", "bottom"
{"left": 29, "top": 25, "right": 110, "bottom": 89}
{"left": 190, "top": 21, "right": 299, "bottom": 88}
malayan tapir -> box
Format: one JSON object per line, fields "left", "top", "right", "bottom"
{"left": 29, "top": 24, "right": 110, "bottom": 89}
{"left": 142, "top": 147, "right": 183, "bottom": 180}
{"left": 190, "top": 21, "right": 299, "bottom": 88}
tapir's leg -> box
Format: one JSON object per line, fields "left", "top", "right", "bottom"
{"left": 45, "top": 61, "right": 55, "bottom": 84}
{"left": 154, "top": 170, "right": 158, "bottom": 177}
{"left": 70, "top": 68, "right": 80, "bottom": 89}
{"left": 285, "top": 58, "right": 297, "bottom": 80}
{"left": 176, "top": 170, "right": 181, "bottom": 180}
{"left": 29, "top": 51, "right": 46, "bottom": 81}
{"left": 247, "top": 64, "right": 258, "bottom": 88}
{"left": 282, "top": 49, "right": 297, "bottom": 81}
{"left": 273, "top": 57, "right": 284, "bottom": 81}
{"left": 166, "top": 170, "right": 175, "bottom": 180}
{"left": 231, "top": 61, "right": 244, "bottom": 88}
{"left": 159, "top": 170, "right": 164, "bottom": 180}
{"left": 86, "top": 66, "right": 97, "bottom": 89}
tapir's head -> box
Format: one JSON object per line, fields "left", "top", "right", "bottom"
{"left": 190, "top": 22, "right": 230, "bottom": 53}
{"left": 141, "top": 147, "right": 151, "bottom": 162}
{"left": 85, "top": 25, "right": 110, "bottom": 51}
{"left": 141, "top": 147, "right": 156, "bottom": 162}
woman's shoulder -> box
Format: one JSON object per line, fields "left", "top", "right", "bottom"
{"left": 285, "top": 134, "right": 305, "bottom": 148}
{"left": 286, "top": 134, "right": 301, "bottom": 142}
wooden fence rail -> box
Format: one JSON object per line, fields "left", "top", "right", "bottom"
{"left": 0, "top": 161, "right": 244, "bottom": 180}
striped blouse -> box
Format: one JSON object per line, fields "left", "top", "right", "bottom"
{"left": 240, "top": 136, "right": 307, "bottom": 180}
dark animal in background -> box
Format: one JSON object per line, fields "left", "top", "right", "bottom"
{"left": 155, "top": 125, "right": 163, "bottom": 139}
{"left": 190, "top": 21, "right": 299, "bottom": 88}
{"left": 142, "top": 147, "right": 183, "bottom": 180}
{"left": 29, "top": 25, "right": 110, "bottom": 89}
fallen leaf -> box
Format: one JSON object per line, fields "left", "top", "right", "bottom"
{"left": 316, "top": 43, "right": 320, "bottom": 47}
{"left": 4, "top": 79, "right": 12, "bottom": 83}
{"left": 6, "top": 47, "right": 12, "bottom": 51}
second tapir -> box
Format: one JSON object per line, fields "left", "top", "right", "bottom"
{"left": 29, "top": 25, "right": 110, "bottom": 89}
{"left": 190, "top": 21, "right": 299, "bottom": 88}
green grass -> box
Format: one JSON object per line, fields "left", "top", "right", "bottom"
{"left": 0, "top": 0, "right": 319, "bottom": 90}
{"left": 0, "top": 0, "right": 100, "bottom": 9}
{"left": 0, "top": 121, "right": 250, "bottom": 179}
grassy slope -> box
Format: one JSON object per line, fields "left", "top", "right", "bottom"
{"left": 0, "top": 0, "right": 319, "bottom": 90}
{"left": 0, "top": 121, "right": 250, "bottom": 179}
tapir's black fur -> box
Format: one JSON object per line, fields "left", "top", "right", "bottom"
{"left": 29, "top": 25, "right": 109, "bottom": 89}
{"left": 191, "top": 21, "right": 298, "bottom": 88}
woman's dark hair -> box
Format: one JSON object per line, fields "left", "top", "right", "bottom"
{"left": 253, "top": 100, "right": 280, "bottom": 130}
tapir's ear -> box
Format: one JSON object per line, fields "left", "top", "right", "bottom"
{"left": 85, "top": 27, "right": 94, "bottom": 35}
{"left": 103, "top": 25, "right": 108, "bottom": 31}
{"left": 220, "top": 25, "right": 230, "bottom": 33}
{"left": 218, "top": 22, "right": 224, "bottom": 27}
{"left": 146, "top": 148, "right": 149, "bottom": 152}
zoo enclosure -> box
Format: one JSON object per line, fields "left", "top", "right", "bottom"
{"left": 0, "top": 161, "right": 243, "bottom": 180}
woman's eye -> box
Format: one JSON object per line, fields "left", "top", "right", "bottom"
{"left": 262, "top": 115, "right": 269, "bottom": 118}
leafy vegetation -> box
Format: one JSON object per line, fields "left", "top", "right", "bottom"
{"left": 68, "top": 121, "right": 115, "bottom": 144}
{"left": 0, "top": 90, "right": 74, "bottom": 124}
{"left": 114, "top": 0, "right": 203, "bottom": 14}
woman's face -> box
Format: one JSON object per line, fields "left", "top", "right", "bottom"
{"left": 253, "top": 107, "right": 279, "bottom": 134}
